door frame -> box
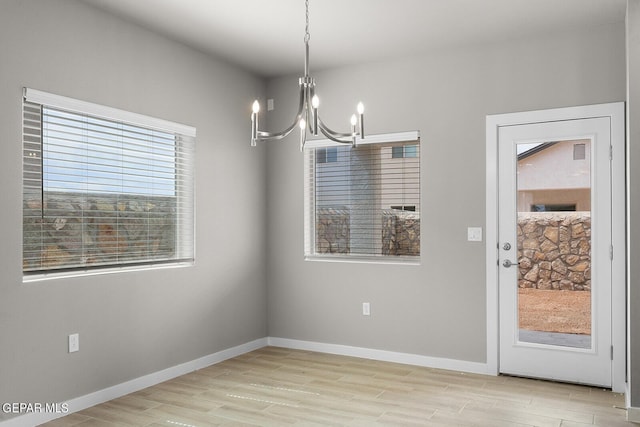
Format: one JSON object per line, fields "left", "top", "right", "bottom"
{"left": 485, "top": 103, "right": 626, "bottom": 392}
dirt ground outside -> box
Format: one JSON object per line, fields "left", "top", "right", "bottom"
{"left": 518, "top": 288, "right": 591, "bottom": 335}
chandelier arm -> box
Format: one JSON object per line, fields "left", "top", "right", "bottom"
{"left": 254, "top": 85, "right": 306, "bottom": 142}
{"left": 317, "top": 117, "right": 357, "bottom": 141}
{"left": 255, "top": 129, "right": 295, "bottom": 141}
{"left": 317, "top": 127, "right": 354, "bottom": 144}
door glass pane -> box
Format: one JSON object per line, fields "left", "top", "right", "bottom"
{"left": 516, "top": 139, "right": 591, "bottom": 349}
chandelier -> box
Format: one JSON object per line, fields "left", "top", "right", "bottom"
{"left": 250, "top": 0, "right": 365, "bottom": 150}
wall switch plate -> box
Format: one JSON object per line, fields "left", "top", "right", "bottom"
{"left": 68, "top": 333, "right": 79, "bottom": 353}
{"left": 467, "top": 227, "right": 483, "bottom": 242}
{"left": 362, "top": 302, "right": 371, "bottom": 316}
{"left": 267, "top": 99, "right": 274, "bottom": 111}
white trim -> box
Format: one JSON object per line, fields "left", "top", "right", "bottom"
{"left": 627, "top": 406, "right": 640, "bottom": 423}
{"left": 305, "top": 254, "right": 420, "bottom": 265}
{"left": 484, "top": 103, "right": 622, "bottom": 127}
{"left": 610, "top": 102, "right": 627, "bottom": 393}
{"left": 267, "top": 337, "right": 491, "bottom": 375}
{"left": 0, "top": 338, "right": 267, "bottom": 427}
{"left": 305, "top": 130, "right": 420, "bottom": 148}
{"left": 23, "top": 261, "right": 194, "bottom": 283}
{"left": 485, "top": 102, "right": 626, "bottom": 393}
{"left": 485, "top": 115, "right": 500, "bottom": 376}
{"left": 23, "top": 88, "right": 196, "bottom": 137}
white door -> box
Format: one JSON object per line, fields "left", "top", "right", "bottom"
{"left": 498, "top": 117, "right": 613, "bottom": 387}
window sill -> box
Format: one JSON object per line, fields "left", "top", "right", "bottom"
{"left": 304, "top": 254, "right": 421, "bottom": 266}
{"left": 22, "top": 261, "right": 194, "bottom": 283}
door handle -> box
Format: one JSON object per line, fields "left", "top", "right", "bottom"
{"left": 503, "top": 259, "right": 519, "bottom": 268}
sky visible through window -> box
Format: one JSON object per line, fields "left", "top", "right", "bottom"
{"left": 42, "top": 108, "right": 177, "bottom": 197}
{"left": 517, "top": 142, "right": 543, "bottom": 155}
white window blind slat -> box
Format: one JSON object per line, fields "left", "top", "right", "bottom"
{"left": 22, "top": 90, "right": 195, "bottom": 275}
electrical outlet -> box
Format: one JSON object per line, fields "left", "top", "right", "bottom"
{"left": 68, "top": 333, "right": 79, "bottom": 353}
{"left": 362, "top": 302, "right": 371, "bottom": 316}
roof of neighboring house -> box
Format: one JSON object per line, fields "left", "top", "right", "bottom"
{"left": 517, "top": 141, "right": 559, "bottom": 160}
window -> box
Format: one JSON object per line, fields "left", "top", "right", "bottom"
{"left": 316, "top": 147, "right": 338, "bottom": 164}
{"left": 391, "top": 205, "right": 416, "bottom": 212}
{"left": 22, "top": 88, "right": 195, "bottom": 276}
{"left": 391, "top": 144, "right": 418, "bottom": 158}
{"left": 531, "top": 204, "right": 577, "bottom": 212}
{"left": 304, "top": 132, "right": 420, "bottom": 261}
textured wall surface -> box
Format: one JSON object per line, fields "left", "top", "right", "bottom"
{"left": 315, "top": 208, "right": 420, "bottom": 256}
{"left": 517, "top": 212, "right": 591, "bottom": 291}
{"left": 382, "top": 210, "right": 420, "bottom": 256}
{"left": 315, "top": 208, "right": 350, "bottom": 254}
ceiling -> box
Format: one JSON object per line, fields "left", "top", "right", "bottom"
{"left": 80, "top": 0, "right": 627, "bottom": 78}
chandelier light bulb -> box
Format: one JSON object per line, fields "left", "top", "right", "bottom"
{"left": 357, "top": 102, "right": 365, "bottom": 139}
{"left": 299, "top": 118, "right": 307, "bottom": 152}
{"left": 350, "top": 114, "right": 358, "bottom": 147}
{"left": 311, "top": 95, "right": 319, "bottom": 135}
{"left": 251, "top": 100, "right": 260, "bottom": 146}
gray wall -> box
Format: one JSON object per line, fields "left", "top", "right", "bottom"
{"left": 0, "top": 0, "right": 267, "bottom": 415}
{"left": 628, "top": 0, "right": 640, "bottom": 408}
{"left": 266, "top": 23, "right": 626, "bottom": 363}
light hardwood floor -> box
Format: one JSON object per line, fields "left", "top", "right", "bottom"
{"left": 41, "top": 346, "right": 632, "bottom": 426}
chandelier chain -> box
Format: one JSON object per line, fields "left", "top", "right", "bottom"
{"left": 304, "top": 0, "right": 310, "bottom": 43}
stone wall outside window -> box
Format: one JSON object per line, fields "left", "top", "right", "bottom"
{"left": 517, "top": 212, "right": 591, "bottom": 291}
{"left": 315, "top": 207, "right": 420, "bottom": 256}
{"left": 23, "top": 191, "right": 176, "bottom": 271}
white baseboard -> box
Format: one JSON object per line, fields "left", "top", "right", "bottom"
{"left": 2, "top": 336, "right": 494, "bottom": 426}
{"left": 627, "top": 406, "right": 640, "bottom": 423}
{"left": 0, "top": 338, "right": 268, "bottom": 427}
{"left": 267, "top": 337, "right": 491, "bottom": 375}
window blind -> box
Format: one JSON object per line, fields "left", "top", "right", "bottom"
{"left": 23, "top": 89, "right": 195, "bottom": 275}
{"left": 304, "top": 132, "right": 420, "bottom": 260}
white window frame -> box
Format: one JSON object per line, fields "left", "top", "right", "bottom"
{"left": 22, "top": 88, "right": 196, "bottom": 281}
{"left": 304, "top": 131, "right": 421, "bottom": 264}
